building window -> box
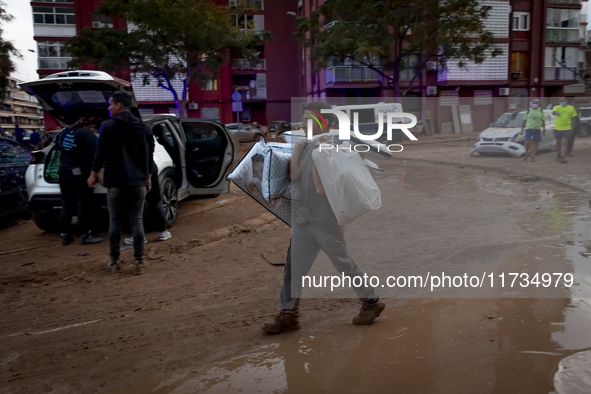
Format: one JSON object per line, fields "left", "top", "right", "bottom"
{"left": 400, "top": 54, "right": 420, "bottom": 80}
{"left": 474, "top": 90, "right": 493, "bottom": 105}
{"left": 231, "top": 14, "right": 264, "bottom": 30}
{"left": 228, "top": 0, "right": 264, "bottom": 10}
{"left": 32, "top": 6, "right": 75, "bottom": 25}
{"left": 200, "top": 78, "right": 218, "bottom": 91}
{"left": 546, "top": 8, "right": 579, "bottom": 42}
{"left": 512, "top": 12, "right": 530, "bottom": 31}
{"left": 511, "top": 52, "right": 529, "bottom": 79}
{"left": 544, "top": 46, "right": 578, "bottom": 80}
{"left": 37, "top": 41, "right": 71, "bottom": 69}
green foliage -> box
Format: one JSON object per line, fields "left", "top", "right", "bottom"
{"left": 66, "top": 0, "right": 271, "bottom": 117}
{"left": 0, "top": 1, "right": 21, "bottom": 99}
{"left": 295, "top": 0, "right": 501, "bottom": 96}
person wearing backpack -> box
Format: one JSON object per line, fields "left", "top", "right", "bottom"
{"left": 58, "top": 118, "right": 103, "bottom": 246}
{"left": 520, "top": 99, "right": 545, "bottom": 162}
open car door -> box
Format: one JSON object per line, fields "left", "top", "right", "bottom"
{"left": 180, "top": 120, "right": 239, "bottom": 195}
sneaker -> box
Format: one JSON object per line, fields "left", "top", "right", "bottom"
{"left": 106, "top": 258, "right": 120, "bottom": 273}
{"left": 61, "top": 233, "right": 74, "bottom": 246}
{"left": 158, "top": 230, "right": 172, "bottom": 241}
{"left": 124, "top": 237, "right": 147, "bottom": 246}
{"left": 530, "top": 156, "right": 536, "bottom": 162}
{"left": 261, "top": 311, "right": 300, "bottom": 334}
{"left": 133, "top": 260, "right": 145, "bottom": 275}
{"left": 80, "top": 234, "right": 103, "bottom": 245}
{"left": 352, "top": 302, "right": 385, "bottom": 325}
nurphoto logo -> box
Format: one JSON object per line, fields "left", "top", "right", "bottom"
{"left": 303, "top": 108, "right": 418, "bottom": 153}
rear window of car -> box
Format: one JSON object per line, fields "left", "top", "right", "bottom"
{"left": 579, "top": 108, "right": 591, "bottom": 118}
{"left": 0, "top": 142, "right": 30, "bottom": 166}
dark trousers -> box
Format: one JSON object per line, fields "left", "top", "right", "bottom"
{"left": 59, "top": 177, "right": 94, "bottom": 236}
{"left": 146, "top": 173, "right": 166, "bottom": 233}
{"left": 107, "top": 187, "right": 147, "bottom": 261}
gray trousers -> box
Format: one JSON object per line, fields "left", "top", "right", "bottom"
{"left": 279, "top": 221, "right": 379, "bottom": 312}
{"left": 107, "top": 187, "right": 147, "bottom": 262}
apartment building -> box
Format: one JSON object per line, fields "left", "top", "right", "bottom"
{"left": 0, "top": 77, "right": 44, "bottom": 134}
{"left": 299, "top": 0, "right": 589, "bottom": 133}
{"left": 30, "top": 0, "right": 301, "bottom": 127}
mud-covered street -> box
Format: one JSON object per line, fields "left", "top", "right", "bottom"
{"left": 2, "top": 138, "right": 591, "bottom": 393}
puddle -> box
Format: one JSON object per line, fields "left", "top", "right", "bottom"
{"left": 299, "top": 161, "right": 591, "bottom": 299}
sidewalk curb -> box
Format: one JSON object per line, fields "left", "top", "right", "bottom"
{"left": 392, "top": 157, "right": 590, "bottom": 195}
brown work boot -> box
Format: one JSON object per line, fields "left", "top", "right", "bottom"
{"left": 352, "top": 302, "right": 385, "bottom": 325}
{"left": 261, "top": 312, "right": 300, "bottom": 334}
{"left": 133, "top": 260, "right": 145, "bottom": 275}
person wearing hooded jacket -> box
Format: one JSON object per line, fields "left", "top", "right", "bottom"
{"left": 87, "top": 91, "right": 154, "bottom": 274}
{"left": 58, "top": 117, "right": 103, "bottom": 246}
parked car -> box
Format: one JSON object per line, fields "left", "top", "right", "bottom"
{"left": 268, "top": 120, "right": 292, "bottom": 138}
{"left": 20, "top": 70, "right": 240, "bottom": 232}
{"left": 577, "top": 107, "right": 591, "bottom": 137}
{"left": 225, "top": 122, "right": 264, "bottom": 142}
{"left": 0, "top": 137, "right": 31, "bottom": 219}
{"left": 470, "top": 109, "right": 556, "bottom": 158}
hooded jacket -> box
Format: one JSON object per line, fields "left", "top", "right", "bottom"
{"left": 58, "top": 123, "right": 98, "bottom": 181}
{"left": 92, "top": 111, "right": 154, "bottom": 188}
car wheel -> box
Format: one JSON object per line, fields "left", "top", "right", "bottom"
{"left": 32, "top": 212, "right": 60, "bottom": 233}
{"left": 161, "top": 177, "right": 179, "bottom": 228}
{"left": 579, "top": 124, "right": 591, "bottom": 137}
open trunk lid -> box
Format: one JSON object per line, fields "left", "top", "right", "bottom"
{"left": 19, "top": 70, "right": 139, "bottom": 125}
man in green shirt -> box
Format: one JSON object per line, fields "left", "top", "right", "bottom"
{"left": 552, "top": 97, "right": 577, "bottom": 163}
{"left": 520, "top": 99, "right": 545, "bottom": 162}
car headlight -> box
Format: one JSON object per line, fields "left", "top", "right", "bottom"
{"left": 511, "top": 133, "right": 519, "bottom": 142}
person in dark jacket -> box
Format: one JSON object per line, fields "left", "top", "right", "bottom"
{"left": 14, "top": 124, "right": 25, "bottom": 143}
{"left": 58, "top": 118, "right": 103, "bottom": 246}
{"left": 88, "top": 91, "right": 154, "bottom": 274}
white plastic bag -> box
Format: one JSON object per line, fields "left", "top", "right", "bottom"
{"left": 227, "top": 139, "right": 291, "bottom": 226}
{"left": 311, "top": 146, "right": 381, "bottom": 225}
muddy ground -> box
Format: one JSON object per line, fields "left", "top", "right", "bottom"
{"left": 2, "top": 139, "right": 591, "bottom": 393}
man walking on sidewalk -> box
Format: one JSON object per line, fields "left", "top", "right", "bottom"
{"left": 87, "top": 92, "right": 154, "bottom": 274}
{"left": 552, "top": 97, "right": 577, "bottom": 164}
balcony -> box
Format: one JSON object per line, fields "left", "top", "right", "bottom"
{"left": 236, "top": 86, "right": 267, "bottom": 100}
{"left": 231, "top": 59, "right": 266, "bottom": 70}
{"left": 546, "top": 28, "right": 580, "bottom": 42}
{"left": 548, "top": 0, "right": 581, "bottom": 4}
{"left": 326, "top": 66, "right": 382, "bottom": 83}
{"left": 38, "top": 57, "right": 71, "bottom": 69}
{"left": 229, "top": 0, "right": 264, "bottom": 10}
{"left": 544, "top": 66, "right": 578, "bottom": 81}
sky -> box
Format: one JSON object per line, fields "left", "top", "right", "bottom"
{"left": 3, "top": 0, "right": 591, "bottom": 83}
{"left": 4, "top": 0, "right": 37, "bottom": 82}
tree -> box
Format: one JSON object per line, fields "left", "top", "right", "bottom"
{"left": 66, "top": 0, "right": 270, "bottom": 118}
{"left": 295, "top": 0, "right": 501, "bottom": 97}
{"left": 0, "top": 1, "right": 21, "bottom": 98}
